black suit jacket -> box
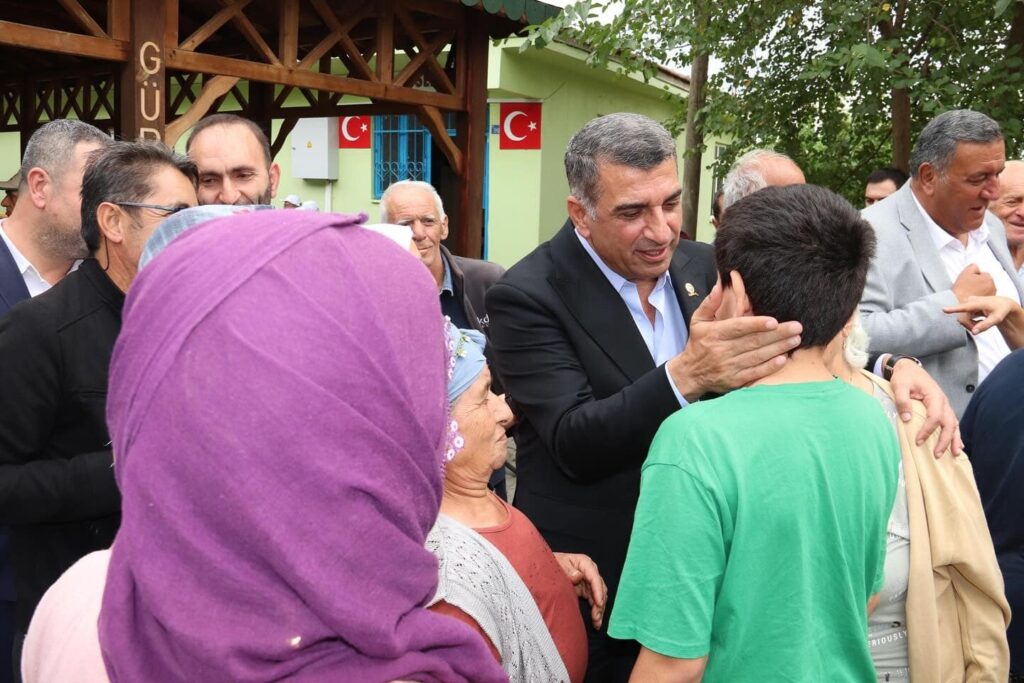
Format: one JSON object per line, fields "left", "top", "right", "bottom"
{"left": 0, "top": 237, "right": 30, "bottom": 318}
{"left": 442, "top": 245, "right": 505, "bottom": 335}
{"left": 0, "top": 259, "right": 122, "bottom": 631}
{"left": 485, "top": 220, "right": 716, "bottom": 610}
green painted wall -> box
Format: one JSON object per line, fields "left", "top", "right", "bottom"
{"left": 273, "top": 120, "right": 375, "bottom": 218}
{"left": 0, "top": 132, "right": 18, "bottom": 181}
{"left": 485, "top": 102, "right": 543, "bottom": 265}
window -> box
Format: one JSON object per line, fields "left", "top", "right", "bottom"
{"left": 373, "top": 114, "right": 456, "bottom": 199}
{"left": 712, "top": 143, "right": 729, "bottom": 196}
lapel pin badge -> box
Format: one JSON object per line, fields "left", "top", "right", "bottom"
{"left": 685, "top": 282, "right": 698, "bottom": 297}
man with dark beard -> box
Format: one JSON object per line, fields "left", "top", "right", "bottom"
{"left": 0, "top": 120, "right": 109, "bottom": 316}
{"left": 185, "top": 114, "right": 280, "bottom": 206}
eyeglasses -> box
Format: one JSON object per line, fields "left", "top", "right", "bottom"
{"left": 114, "top": 201, "right": 190, "bottom": 216}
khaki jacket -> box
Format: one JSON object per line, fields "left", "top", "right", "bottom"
{"left": 865, "top": 373, "right": 1010, "bottom": 681}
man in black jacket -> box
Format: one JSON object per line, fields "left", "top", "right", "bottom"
{"left": 961, "top": 349, "right": 1024, "bottom": 677}
{"left": 0, "top": 119, "right": 110, "bottom": 683}
{"left": 0, "top": 141, "right": 197, "bottom": 672}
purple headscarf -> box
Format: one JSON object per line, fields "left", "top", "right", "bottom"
{"left": 98, "top": 210, "right": 506, "bottom": 682}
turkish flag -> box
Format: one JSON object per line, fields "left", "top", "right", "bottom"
{"left": 339, "top": 116, "right": 371, "bottom": 149}
{"left": 499, "top": 102, "right": 541, "bottom": 150}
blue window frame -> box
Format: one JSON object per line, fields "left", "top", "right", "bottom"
{"left": 372, "top": 114, "right": 456, "bottom": 199}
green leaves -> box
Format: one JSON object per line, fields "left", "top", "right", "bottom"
{"left": 995, "top": 0, "right": 1018, "bottom": 17}
{"left": 515, "top": 0, "right": 1024, "bottom": 203}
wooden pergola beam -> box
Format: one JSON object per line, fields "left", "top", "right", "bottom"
{"left": 58, "top": 0, "right": 108, "bottom": 38}
{"left": 278, "top": 0, "right": 298, "bottom": 66}
{"left": 166, "top": 48, "right": 465, "bottom": 110}
{"left": 226, "top": 4, "right": 281, "bottom": 66}
{"left": 393, "top": 29, "right": 454, "bottom": 92}
{"left": 455, "top": 11, "right": 489, "bottom": 258}
{"left": 393, "top": 5, "right": 455, "bottom": 94}
{"left": 121, "top": 0, "right": 167, "bottom": 141}
{"left": 0, "top": 21, "right": 129, "bottom": 61}
{"left": 376, "top": 0, "right": 395, "bottom": 83}
{"left": 416, "top": 104, "right": 461, "bottom": 174}
{"left": 108, "top": 0, "right": 129, "bottom": 40}
{"left": 163, "top": 0, "right": 179, "bottom": 49}
{"left": 309, "top": 0, "right": 374, "bottom": 81}
{"left": 165, "top": 74, "right": 240, "bottom": 146}
{"left": 179, "top": 0, "right": 252, "bottom": 52}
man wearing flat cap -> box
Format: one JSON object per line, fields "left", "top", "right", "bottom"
{"left": 0, "top": 174, "right": 17, "bottom": 219}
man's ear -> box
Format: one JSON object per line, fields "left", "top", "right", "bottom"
{"left": 916, "top": 163, "right": 936, "bottom": 196}
{"left": 841, "top": 313, "right": 856, "bottom": 339}
{"left": 96, "top": 202, "right": 126, "bottom": 245}
{"left": 567, "top": 196, "right": 590, "bottom": 237}
{"left": 268, "top": 163, "right": 281, "bottom": 199}
{"left": 728, "top": 270, "right": 753, "bottom": 316}
{"left": 440, "top": 215, "right": 450, "bottom": 240}
{"left": 26, "top": 168, "right": 50, "bottom": 210}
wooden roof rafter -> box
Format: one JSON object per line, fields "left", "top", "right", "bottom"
{"left": 0, "top": 0, "right": 557, "bottom": 258}
{"left": 57, "top": 0, "right": 109, "bottom": 38}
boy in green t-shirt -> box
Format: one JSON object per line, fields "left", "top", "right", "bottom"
{"left": 608, "top": 185, "right": 900, "bottom": 682}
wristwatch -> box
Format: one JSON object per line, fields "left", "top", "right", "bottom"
{"left": 882, "top": 354, "right": 922, "bottom": 381}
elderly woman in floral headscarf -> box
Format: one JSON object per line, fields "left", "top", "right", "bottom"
{"left": 427, "top": 324, "right": 607, "bottom": 683}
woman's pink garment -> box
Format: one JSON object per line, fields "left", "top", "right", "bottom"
{"left": 21, "top": 550, "right": 111, "bottom": 683}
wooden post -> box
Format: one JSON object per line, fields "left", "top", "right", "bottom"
{"left": 119, "top": 0, "right": 167, "bottom": 141}
{"left": 454, "top": 13, "right": 488, "bottom": 258}
{"left": 376, "top": 0, "right": 394, "bottom": 84}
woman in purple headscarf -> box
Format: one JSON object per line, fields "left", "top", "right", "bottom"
{"left": 20, "top": 210, "right": 506, "bottom": 683}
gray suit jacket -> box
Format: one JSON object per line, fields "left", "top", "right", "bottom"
{"left": 859, "top": 182, "right": 1024, "bottom": 417}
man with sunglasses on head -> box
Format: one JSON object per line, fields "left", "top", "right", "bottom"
{"left": 0, "top": 140, "right": 196, "bottom": 676}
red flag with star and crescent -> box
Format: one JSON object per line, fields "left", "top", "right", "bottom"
{"left": 499, "top": 102, "right": 541, "bottom": 150}
{"left": 338, "top": 116, "right": 371, "bottom": 149}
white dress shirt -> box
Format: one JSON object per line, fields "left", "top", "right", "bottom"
{"left": 0, "top": 220, "right": 52, "bottom": 297}
{"left": 575, "top": 230, "right": 690, "bottom": 406}
{"left": 911, "top": 195, "right": 1020, "bottom": 382}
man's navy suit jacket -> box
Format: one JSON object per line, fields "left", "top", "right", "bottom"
{"left": 0, "top": 238, "right": 29, "bottom": 606}
{"left": 0, "top": 238, "right": 29, "bottom": 318}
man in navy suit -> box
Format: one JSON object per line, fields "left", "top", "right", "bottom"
{"left": 0, "top": 119, "right": 109, "bottom": 683}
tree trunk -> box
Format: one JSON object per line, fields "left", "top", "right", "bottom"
{"left": 891, "top": 86, "right": 911, "bottom": 172}
{"left": 681, "top": 50, "right": 709, "bottom": 241}
{"left": 1007, "top": 0, "right": 1024, "bottom": 78}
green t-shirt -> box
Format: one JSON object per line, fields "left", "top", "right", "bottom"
{"left": 609, "top": 380, "right": 899, "bottom": 682}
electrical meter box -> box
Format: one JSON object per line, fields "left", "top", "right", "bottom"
{"left": 291, "top": 117, "right": 339, "bottom": 180}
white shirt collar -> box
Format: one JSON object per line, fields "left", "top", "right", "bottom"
{"left": 910, "top": 189, "right": 990, "bottom": 251}
{"left": 573, "top": 228, "right": 671, "bottom": 293}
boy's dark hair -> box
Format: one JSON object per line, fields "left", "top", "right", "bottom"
{"left": 715, "top": 184, "right": 876, "bottom": 349}
{"left": 80, "top": 141, "right": 198, "bottom": 252}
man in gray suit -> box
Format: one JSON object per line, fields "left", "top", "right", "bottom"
{"left": 860, "top": 109, "right": 1024, "bottom": 417}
